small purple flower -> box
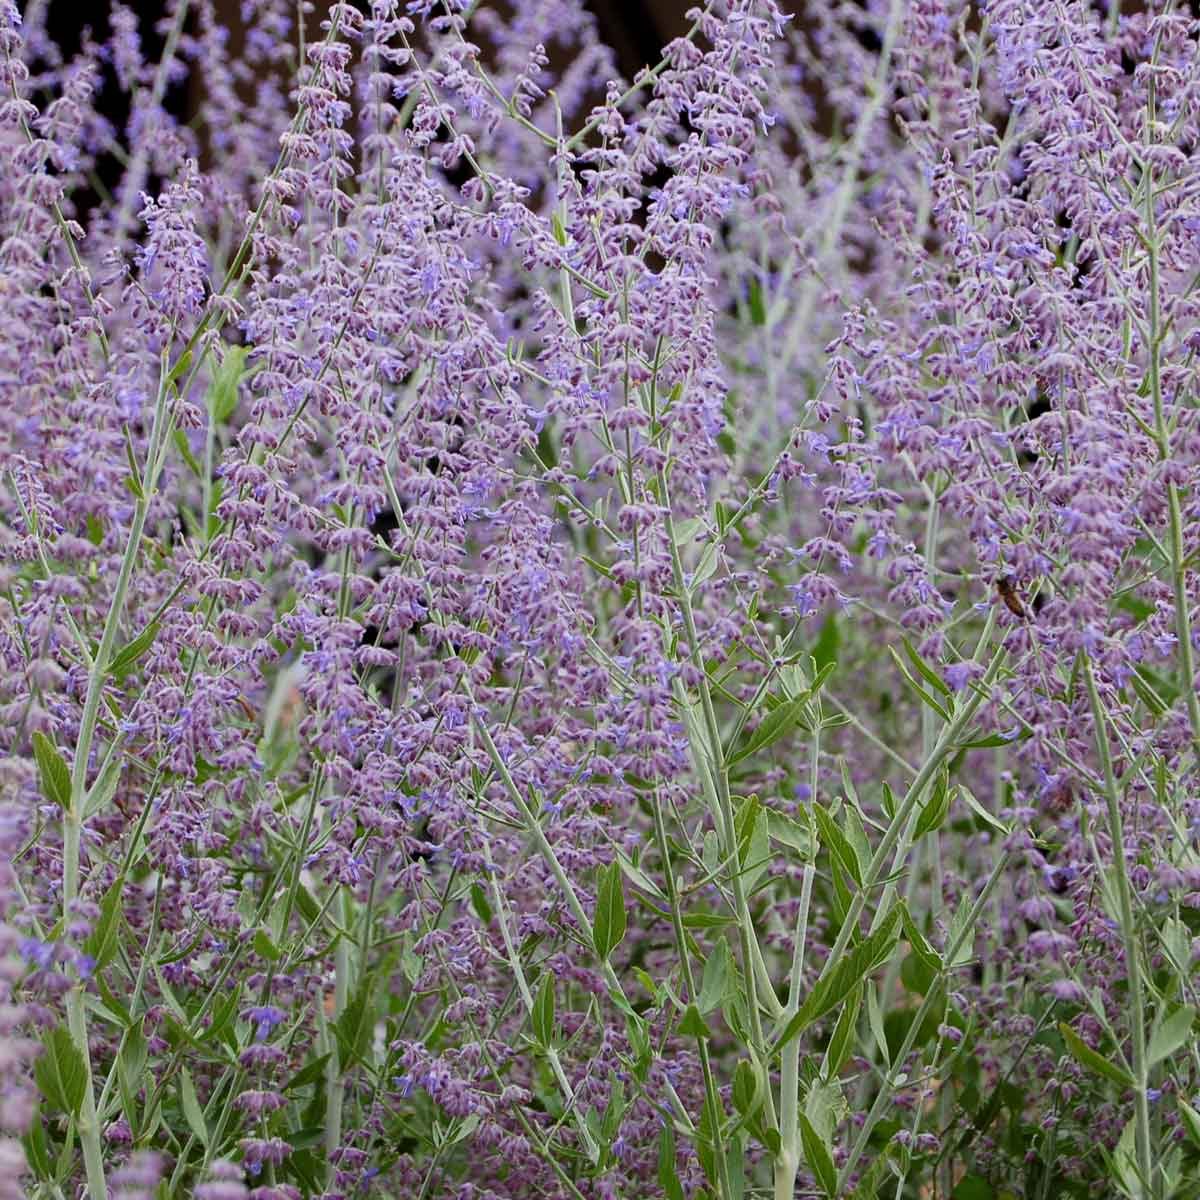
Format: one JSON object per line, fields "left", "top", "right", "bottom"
{"left": 244, "top": 1006, "right": 286, "bottom": 1042}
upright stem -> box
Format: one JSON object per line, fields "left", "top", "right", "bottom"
{"left": 1143, "top": 132, "right": 1200, "bottom": 759}
{"left": 1083, "top": 656, "right": 1154, "bottom": 1197}
{"left": 61, "top": 370, "right": 173, "bottom": 1200}
{"left": 775, "top": 727, "right": 818, "bottom": 1200}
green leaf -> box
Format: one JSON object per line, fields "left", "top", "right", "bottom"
{"left": 1178, "top": 1097, "right": 1200, "bottom": 1148}
{"left": 532, "top": 973, "right": 555, "bottom": 1046}
{"left": 334, "top": 975, "right": 375, "bottom": 1072}
{"left": 167, "top": 349, "right": 193, "bottom": 386}
{"left": 1058, "top": 1023, "right": 1134, "bottom": 1088}
{"left": 83, "top": 755, "right": 122, "bottom": 821}
{"left": 731, "top": 1058, "right": 762, "bottom": 1120}
{"left": 284, "top": 1053, "right": 331, "bottom": 1092}
{"left": 812, "top": 802, "right": 863, "bottom": 886}
{"left": 678, "top": 1004, "right": 713, "bottom": 1040}
{"left": 902, "top": 637, "right": 953, "bottom": 698}
{"left": 957, "top": 785, "right": 1010, "bottom": 835}
{"left": 798, "top": 1111, "right": 837, "bottom": 1197}
{"left": 915, "top": 769, "right": 951, "bottom": 838}
{"left": 747, "top": 277, "right": 767, "bottom": 326}
{"left": 879, "top": 780, "right": 896, "bottom": 821}
{"left": 812, "top": 615, "right": 840, "bottom": 673}
{"left": 208, "top": 345, "right": 251, "bottom": 425}
{"left": 592, "top": 861, "right": 627, "bottom": 961}
{"left": 32, "top": 731, "right": 71, "bottom": 811}
{"left": 899, "top": 901, "right": 943, "bottom": 978}
{"left": 34, "top": 1027, "right": 86, "bottom": 1116}
{"left": 825, "top": 982, "right": 862, "bottom": 1077}
{"left": 958, "top": 731, "right": 1021, "bottom": 749}
{"left": 735, "top": 794, "right": 771, "bottom": 891}
{"left": 889, "top": 647, "right": 951, "bottom": 721}
{"left": 616, "top": 850, "right": 667, "bottom": 901}
{"left": 777, "top": 906, "right": 901, "bottom": 1049}
{"left": 842, "top": 805, "right": 871, "bottom": 875}
{"left": 681, "top": 911, "right": 738, "bottom": 929}
{"left": 469, "top": 881, "right": 493, "bottom": 925}
{"left": 83, "top": 874, "right": 125, "bottom": 970}
{"left": 21, "top": 1100, "right": 51, "bottom": 1180}
{"left": 765, "top": 807, "right": 814, "bottom": 860}
{"left": 179, "top": 1067, "right": 208, "bottom": 1146}
{"left": 658, "top": 1125, "right": 685, "bottom": 1200}
{"left": 173, "top": 428, "right": 202, "bottom": 477}
{"left": 952, "top": 1175, "right": 995, "bottom": 1200}
{"left": 253, "top": 928, "right": 282, "bottom": 962}
{"left": 698, "top": 938, "right": 731, "bottom": 1014}
{"left": 848, "top": 1149, "right": 891, "bottom": 1200}
{"left": 866, "top": 980, "right": 889, "bottom": 1065}
{"left": 727, "top": 697, "right": 809, "bottom": 766}
{"left": 108, "top": 623, "right": 159, "bottom": 681}
{"left": 1147, "top": 1005, "right": 1195, "bottom": 1067}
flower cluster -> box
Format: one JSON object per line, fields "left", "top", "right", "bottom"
{"left": 3, "top": 1, "right": 1200, "bottom": 1198}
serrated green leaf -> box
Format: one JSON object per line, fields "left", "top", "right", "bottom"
{"left": 32, "top": 731, "right": 71, "bottom": 811}
{"left": 765, "top": 807, "right": 814, "bottom": 860}
{"left": 284, "top": 1053, "right": 332, "bottom": 1092}
{"left": 727, "top": 697, "right": 809, "bottom": 766}
{"left": 34, "top": 1027, "right": 86, "bottom": 1116}
{"left": 1058, "top": 1023, "right": 1133, "bottom": 1088}
{"left": 592, "top": 861, "right": 627, "bottom": 961}
{"left": 1147, "top": 1005, "right": 1195, "bottom": 1067}
{"left": 334, "top": 975, "right": 375, "bottom": 1072}
{"left": 84, "top": 874, "right": 124, "bottom": 971}
{"left": 108, "top": 622, "right": 159, "bottom": 681}
{"left": 812, "top": 802, "right": 863, "bottom": 886}
{"left": 777, "top": 906, "right": 901, "bottom": 1050}
{"left": 899, "top": 901, "right": 943, "bottom": 977}
{"left": 731, "top": 1058, "right": 762, "bottom": 1120}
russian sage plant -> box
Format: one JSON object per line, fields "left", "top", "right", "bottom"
{"left": 2, "top": 1, "right": 1200, "bottom": 1198}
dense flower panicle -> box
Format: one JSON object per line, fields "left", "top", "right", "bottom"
{"left": 3, "top": 1, "right": 1200, "bottom": 1197}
